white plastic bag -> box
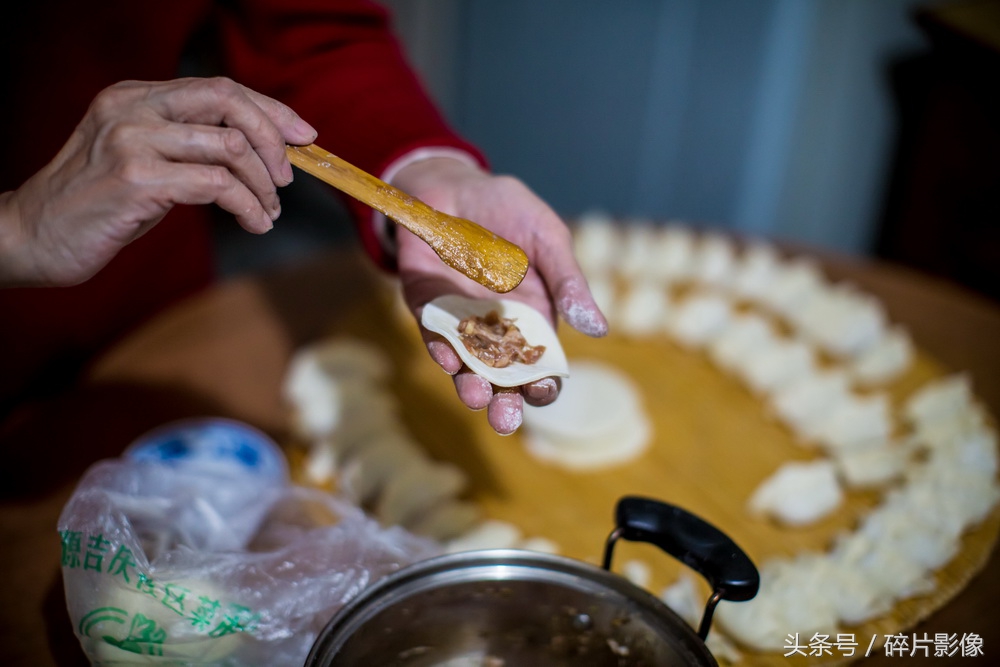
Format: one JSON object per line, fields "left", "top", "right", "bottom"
{"left": 57, "top": 419, "right": 440, "bottom": 665}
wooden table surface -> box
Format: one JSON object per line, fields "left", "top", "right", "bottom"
{"left": 1, "top": 245, "right": 997, "bottom": 666}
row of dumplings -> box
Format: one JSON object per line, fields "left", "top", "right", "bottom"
{"left": 716, "top": 375, "right": 1000, "bottom": 651}
{"left": 282, "top": 337, "right": 556, "bottom": 553}
{"left": 569, "top": 216, "right": 999, "bottom": 657}
{"left": 574, "top": 213, "right": 912, "bottom": 386}
{"left": 572, "top": 216, "right": 915, "bottom": 505}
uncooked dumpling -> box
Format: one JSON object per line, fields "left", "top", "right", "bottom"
{"left": 422, "top": 295, "right": 569, "bottom": 387}
{"left": 748, "top": 459, "right": 844, "bottom": 526}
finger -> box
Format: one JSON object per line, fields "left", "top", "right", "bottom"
{"left": 147, "top": 161, "right": 274, "bottom": 233}
{"left": 532, "top": 223, "right": 608, "bottom": 337}
{"left": 488, "top": 389, "right": 523, "bottom": 435}
{"left": 401, "top": 239, "right": 494, "bottom": 375}
{"left": 421, "top": 328, "right": 463, "bottom": 375}
{"left": 147, "top": 77, "right": 311, "bottom": 187}
{"left": 554, "top": 273, "right": 608, "bottom": 337}
{"left": 454, "top": 370, "right": 492, "bottom": 411}
{"left": 241, "top": 87, "right": 318, "bottom": 145}
{"left": 522, "top": 376, "right": 561, "bottom": 407}
{"left": 136, "top": 122, "right": 282, "bottom": 222}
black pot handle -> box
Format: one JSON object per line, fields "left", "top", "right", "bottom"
{"left": 602, "top": 496, "right": 759, "bottom": 641}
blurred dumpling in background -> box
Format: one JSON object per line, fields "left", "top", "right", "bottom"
{"left": 768, "top": 368, "right": 852, "bottom": 443}
{"left": 758, "top": 258, "right": 826, "bottom": 320}
{"left": 573, "top": 210, "right": 619, "bottom": 279}
{"left": 849, "top": 326, "right": 914, "bottom": 386}
{"left": 795, "top": 283, "right": 887, "bottom": 359}
{"left": 666, "top": 290, "right": 732, "bottom": 348}
{"left": 747, "top": 459, "right": 844, "bottom": 527}
{"left": 707, "top": 312, "right": 776, "bottom": 374}
{"left": 647, "top": 224, "right": 696, "bottom": 283}
{"left": 731, "top": 242, "right": 780, "bottom": 301}
{"left": 619, "top": 219, "right": 659, "bottom": 281}
{"left": 690, "top": 232, "right": 737, "bottom": 288}
{"left": 618, "top": 279, "right": 672, "bottom": 337}
{"left": 733, "top": 336, "right": 815, "bottom": 396}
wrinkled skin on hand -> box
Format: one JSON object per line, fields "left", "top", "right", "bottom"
{"left": 0, "top": 77, "right": 317, "bottom": 287}
{"left": 0, "top": 76, "right": 606, "bottom": 436}
{"left": 391, "top": 157, "right": 608, "bottom": 436}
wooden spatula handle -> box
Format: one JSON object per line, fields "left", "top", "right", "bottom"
{"left": 286, "top": 144, "right": 528, "bottom": 293}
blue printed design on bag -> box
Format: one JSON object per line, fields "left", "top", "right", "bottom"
{"left": 124, "top": 418, "right": 287, "bottom": 483}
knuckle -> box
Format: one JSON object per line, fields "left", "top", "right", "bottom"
{"left": 101, "top": 122, "right": 138, "bottom": 151}
{"left": 90, "top": 83, "right": 134, "bottom": 120}
{"left": 201, "top": 76, "right": 242, "bottom": 102}
{"left": 203, "top": 164, "right": 233, "bottom": 191}
{"left": 112, "top": 157, "right": 154, "bottom": 188}
{"left": 218, "top": 127, "right": 251, "bottom": 157}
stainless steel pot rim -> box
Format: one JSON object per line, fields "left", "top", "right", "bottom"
{"left": 306, "top": 548, "right": 716, "bottom": 666}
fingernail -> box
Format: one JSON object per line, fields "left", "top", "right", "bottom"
{"left": 428, "top": 340, "right": 460, "bottom": 374}
{"left": 281, "top": 161, "right": 294, "bottom": 184}
{"left": 525, "top": 378, "right": 558, "bottom": 403}
{"left": 294, "top": 118, "right": 318, "bottom": 142}
{"left": 489, "top": 391, "right": 523, "bottom": 436}
{"left": 456, "top": 373, "right": 491, "bottom": 411}
{"left": 559, "top": 287, "right": 608, "bottom": 337}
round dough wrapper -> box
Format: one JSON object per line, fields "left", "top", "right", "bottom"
{"left": 421, "top": 295, "right": 568, "bottom": 387}
{"left": 524, "top": 413, "right": 652, "bottom": 471}
{"left": 522, "top": 359, "right": 645, "bottom": 442}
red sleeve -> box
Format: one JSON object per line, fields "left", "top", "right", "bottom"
{"left": 213, "top": 0, "right": 488, "bottom": 268}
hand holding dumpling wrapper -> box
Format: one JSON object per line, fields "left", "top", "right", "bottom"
{"left": 58, "top": 418, "right": 439, "bottom": 665}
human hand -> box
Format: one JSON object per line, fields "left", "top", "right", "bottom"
{"left": 391, "top": 157, "right": 608, "bottom": 435}
{"left": 0, "top": 77, "right": 317, "bottom": 287}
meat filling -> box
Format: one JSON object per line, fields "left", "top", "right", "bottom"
{"left": 458, "top": 310, "right": 546, "bottom": 368}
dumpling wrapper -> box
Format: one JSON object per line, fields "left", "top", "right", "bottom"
{"left": 522, "top": 360, "right": 651, "bottom": 470}
{"left": 522, "top": 359, "right": 644, "bottom": 442}
{"left": 523, "top": 414, "right": 651, "bottom": 471}
{"left": 421, "top": 295, "right": 569, "bottom": 387}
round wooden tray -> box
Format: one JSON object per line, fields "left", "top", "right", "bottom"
{"left": 308, "top": 277, "right": 999, "bottom": 666}
{"left": 89, "top": 249, "right": 1000, "bottom": 665}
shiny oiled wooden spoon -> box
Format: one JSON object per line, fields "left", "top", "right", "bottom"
{"left": 286, "top": 144, "right": 529, "bottom": 293}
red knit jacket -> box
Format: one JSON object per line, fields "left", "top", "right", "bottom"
{"left": 0, "top": 0, "right": 485, "bottom": 413}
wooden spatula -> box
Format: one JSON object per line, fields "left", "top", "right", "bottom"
{"left": 286, "top": 144, "right": 529, "bottom": 294}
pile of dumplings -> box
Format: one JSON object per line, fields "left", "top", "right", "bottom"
{"left": 573, "top": 212, "right": 1000, "bottom": 655}
{"left": 282, "top": 337, "right": 559, "bottom": 555}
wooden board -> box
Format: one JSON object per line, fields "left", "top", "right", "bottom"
{"left": 291, "top": 274, "right": 1000, "bottom": 666}
{"left": 89, "top": 250, "right": 1000, "bottom": 666}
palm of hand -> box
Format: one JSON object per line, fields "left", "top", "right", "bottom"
{"left": 393, "top": 163, "right": 606, "bottom": 435}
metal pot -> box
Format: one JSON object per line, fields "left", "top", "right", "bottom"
{"left": 306, "top": 497, "right": 759, "bottom": 666}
